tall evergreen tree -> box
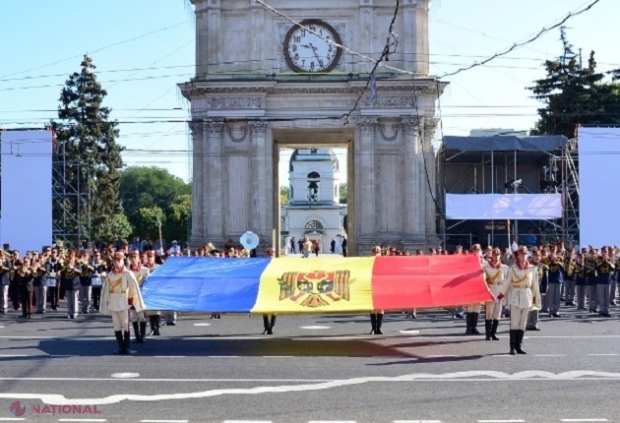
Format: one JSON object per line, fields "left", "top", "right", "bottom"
{"left": 52, "top": 55, "right": 127, "bottom": 243}
{"left": 529, "top": 27, "right": 615, "bottom": 138}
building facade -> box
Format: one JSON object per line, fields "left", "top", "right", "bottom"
{"left": 181, "top": 0, "right": 446, "bottom": 255}
{"left": 282, "top": 148, "right": 347, "bottom": 254}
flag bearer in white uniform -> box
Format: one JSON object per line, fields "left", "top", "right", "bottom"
{"left": 100, "top": 251, "right": 145, "bottom": 355}
{"left": 497, "top": 246, "right": 541, "bottom": 355}
{"left": 483, "top": 248, "right": 508, "bottom": 341}
{"left": 129, "top": 250, "right": 150, "bottom": 343}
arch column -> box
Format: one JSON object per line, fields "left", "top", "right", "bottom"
{"left": 204, "top": 121, "right": 224, "bottom": 242}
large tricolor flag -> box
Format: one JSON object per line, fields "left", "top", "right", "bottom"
{"left": 141, "top": 256, "right": 492, "bottom": 313}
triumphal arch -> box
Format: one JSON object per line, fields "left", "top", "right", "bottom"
{"left": 181, "top": 0, "right": 446, "bottom": 255}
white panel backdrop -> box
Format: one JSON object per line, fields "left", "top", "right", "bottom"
{"left": 1, "top": 130, "right": 53, "bottom": 253}
{"left": 578, "top": 127, "right": 620, "bottom": 247}
{"left": 446, "top": 194, "right": 562, "bottom": 220}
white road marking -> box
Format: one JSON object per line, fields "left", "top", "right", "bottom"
{"left": 141, "top": 420, "right": 189, "bottom": 423}
{"left": 399, "top": 330, "right": 421, "bottom": 335}
{"left": 0, "top": 325, "right": 4, "bottom": 328}
{"left": 394, "top": 420, "right": 442, "bottom": 423}
{"left": 223, "top": 421, "right": 272, "bottom": 423}
{"left": 478, "top": 420, "right": 524, "bottom": 423}
{"left": 262, "top": 356, "right": 294, "bottom": 358}
{"left": 208, "top": 356, "right": 240, "bottom": 358}
{"left": 424, "top": 355, "right": 459, "bottom": 358}
{"left": 308, "top": 421, "right": 356, "bottom": 423}
{"left": 0, "top": 354, "right": 28, "bottom": 357}
{"left": 0, "top": 377, "right": 333, "bottom": 382}
{"left": 0, "top": 418, "right": 26, "bottom": 421}
{"left": 58, "top": 420, "right": 107, "bottom": 422}
{"left": 2, "top": 371, "right": 618, "bottom": 405}
{"left": 300, "top": 325, "right": 331, "bottom": 330}
{"left": 111, "top": 372, "right": 140, "bottom": 379}
{"left": 193, "top": 323, "right": 211, "bottom": 326}
{"left": 588, "top": 354, "right": 618, "bottom": 356}
{"left": 49, "top": 355, "right": 79, "bottom": 358}
{"left": 535, "top": 354, "right": 566, "bottom": 357}
{"left": 560, "top": 419, "right": 609, "bottom": 422}
{"left": 154, "top": 356, "right": 185, "bottom": 358}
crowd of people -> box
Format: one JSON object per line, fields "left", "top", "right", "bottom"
{"left": 1, "top": 237, "right": 618, "bottom": 356}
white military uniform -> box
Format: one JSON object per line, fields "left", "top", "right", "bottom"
{"left": 483, "top": 261, "right": 509, "bottom": 320}
{"left": 100, "top": 266, "right": 144, "bottom": 332}
{"left": 501, "top": 264, "right": 541, "bottom": 330}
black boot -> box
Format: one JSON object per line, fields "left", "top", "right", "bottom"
{"left": 113, "top": 331, "right": 124, "bottom": 355}
{"left": 270, "top": 315, "right": 276, "bottom": 330}
{"left": 465, "top": 312, "right": 472, "bottom": 335}
{"left": 369, "top": 313, "right": 377, "bottom": 334}
{"left": 484, "top": 319, "right": 492, "bottom": 340}
{"left": 491, "top": 319, "right": 500, "bottom": 341}
{"left": 470, "top": 312, "right": 481, "bottom": 335}
{"left": 132, "top": 322, "right": 142, "bottom": 343}
{"left": 262, "top": 315, "right": 272, "bottom": 335}
{"left": 149, "top": 315, "right": 156, "bottom": 335}
{"left": 139, "top": 322, "right": 147, "bottom": 343}
{"left": 515, "top": 329, "right": 526, "bottom": 354}
{"left": 509, "top": 329, "right": 516, "bottom": 355}
{"left": 375, "top": 313, "right": 384, "bottom": 335}
{"left": 153, "top": 315, "right": 161, "bottom": 336}
{"left": 123, "top": 331, "right": 135, "bottom": 355}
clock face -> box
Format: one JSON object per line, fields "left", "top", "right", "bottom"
{"left": 284, "top": 19, "right": 342, "bottom": 73}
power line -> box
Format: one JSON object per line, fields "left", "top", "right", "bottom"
{"left": 438, "top": 0, "right": 603, "bottom": 79}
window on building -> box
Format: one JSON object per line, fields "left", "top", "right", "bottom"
{"left": 305, "top": 220, "right": 324, "bottom": 229}
{"left": 307, "top": 171, "right": 320, "bottom": 201}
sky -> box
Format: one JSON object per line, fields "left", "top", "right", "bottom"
{"left": 1, "top": 0, "right": 617, "bottom": 186}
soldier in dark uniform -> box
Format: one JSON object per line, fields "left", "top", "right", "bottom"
{"left": 546, "top": 252, "right": 564, "bottom": 317}
{"left": 0, "top": 255, "right": 10, "bottom": 314}
{"left": 595, "top": 248, "right": 614, "bottom": 317}
{"left": 563, "top": 250, "right": 577, "bottom": 306}
{"left": 78, "top": 252, "right": 94, "bottom": 314}
{"left": 45, "top": 250, "right": 62, "bottom": 311}
{"left": 11, "top": 259, "right": 34, "bottom": 319}
{"left": 584, "top": 249, "right": 598, "bottom": 313}
{"left": 574, "top": 253, "right": 587, "bottom": 310}
{"left": 8, "top": 252, "right": 21, "bottom": 311}
{"left": 90, "top": 253, "right": 106, "bottom": 311}
{"left": 526, "top": 250, "right": 547, "bottom": 331}
{"left": 60, "top": 253, "right": 80, "bottom": 319}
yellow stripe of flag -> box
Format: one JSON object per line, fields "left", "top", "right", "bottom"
{"left": 251, "top": 257, "right": 375, "bottom": 314}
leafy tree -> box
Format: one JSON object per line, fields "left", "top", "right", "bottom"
{"left": 52, "top": 55, "right": 125, "bottom": 243}
{"left": 119, "top": 166, "right": 191, "bottom": 243}
{"left": 529, "top": 27, "right": 619, "bottom": 138}
{"left": 280, "top": 186, "right": 290, "bottom": 205}
{"left": 339, "top": 183, "right": 347, "bottom": 204}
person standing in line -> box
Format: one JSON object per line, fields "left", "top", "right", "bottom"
{"left": 563, "top": 250, "right": 577, "bottom": 306}
{"left": 497, "top": 246, "right": 541, "bottom": 355}
{"left": 262, "top": 247, "right": 277, "bottom": 335}
{"left": 595, "top": 248, "right": 614, "bottom": 317}
{"left": 574, "top": 252, "right": 587, "bottom": 310}
{"left": 61, "top": 253, "right": 81, "bottom": 319}
{"left": 314, "top": 240, "right": 321, "bottom": 257}
{"left": 100, "top": 251, "right": 144, "bottom": 355}
{"left": 44, "top": 250, "right": 62, "bottom": 311}
{"left": 290, "top": 238, "right": 296, "bottom": 254}
{"left": 32, "top": 256, "right": 47, "bottom": 315}
{"left": 79, "top": 251, "right": 94, "bottom": 314}
{"left": 584, "top": 249, "right": 598, "bottom": 313}
{"left": 464, "top": 244, "right": 484, "bottom": 335}
{"left": 143, "top": 251, "right": 162, "bottom": 336}
{"left": 341, "top": 237, "right": 348, "bottom": 257}
{"left": 546, "top": 252, "right": 565, "bottom": 318}
{"left": 369, "top": 246, "right": 384, "bottom": 335}
{"left": 302, "top": 237, "right": 313, "bottom": 259}
{"left": 483, "top": 248, "right": 508, "bottom": 341}
{"left": 12, "top": 259, "right": 33, "bottom": 319}
{"left": 0, "top": 256, "right": 10, "bottom": 314}
{"left": 128, "top": 250, "right": 150, "bottom": 343}
{"left": 90, "top": 253, "right": 106, "bottom": 312}
{"left": 526, "top": 250, "right": 547, "bottom": 331}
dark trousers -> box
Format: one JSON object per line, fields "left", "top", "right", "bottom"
{"left": 10, "top": 282, "right": 20, "bottom": 310}
{"left": 92, "top": 286, "right": 102, "bottom": 310}
{"left": 48, "top": 287, "right": 59, "bottom": 310}
{"left": 20, "top": 288, "right": 32, "bottom": 317}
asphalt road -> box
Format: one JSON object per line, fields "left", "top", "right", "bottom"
{"left": 1, "top": 304, "right": 619, "bottom": 423}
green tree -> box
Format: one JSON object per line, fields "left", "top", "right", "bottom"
{"left": 339, "top": 183, "right": 347, "bottom": 204}
{"left": 52, "top": 55, "right": 125, "bottom": 243}
{"left": 280, "top": 186, "right": 290, "bottom": 204}
{"left": 529, "top": 27, "right": 618, "bottom": 138}
{"left": 119, "top": 166, "right": 191, "bottom": 242}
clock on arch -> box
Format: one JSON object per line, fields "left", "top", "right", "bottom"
{"left": 283, "top": 19, "right": 343, "bottom": 73}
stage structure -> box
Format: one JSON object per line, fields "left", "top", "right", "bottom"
{"left": 436, "top": 135, "right": 578, "bottom": 249}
